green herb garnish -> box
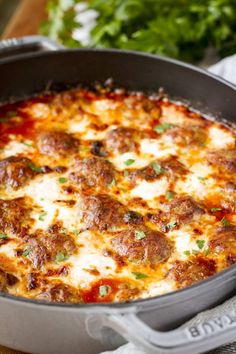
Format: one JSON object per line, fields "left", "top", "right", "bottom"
{"left": 124, "top": 159, "right": 135, "bottom": 166}
{"left": 99, "top": 285, "right": 110, "bottom": 297}
{"left": 39, "top": 211, "right": 47, "bottom": 221}
{"left": 221, "top": 216, "right": 230, "bottom": 226}
{"left": 132, "top": 272, "right": 148, "bottom": 280}
{"left": 22, "top": 141, "right": 32, "bottom": 147}
{"left": 73, "top": 229, "right": 80, "bottom": 236}
{"left": 184, "top": 250, "right": 191, "bottom": 256}
{"left": 0, "top": 233, "right": 8, "bottom": 239}
{"left": 166, "top": 191, "right": 174, "bottom": 201}
{"left": 58, "top": 177, "right": 67, "bottom": 184}
{"left": 192, "top": 249, "right": 199, "bottom": 255}
{"left": 211, "top": 207, "right": 222, "bottom": 212}
{"left": 108, "top": 178, "right": 116, "bottom": 187}
{"left": 29, "top": 163, "right": 43, "bottom": 173}
{"left": 151, "top": 162, "right": 164, "bottom": 175}
{"left": 197, "top": 176, "right": 206, "bottom": 182}
{"left": 154, "top": 122, "right": 173, "bottom": 133}
{"left": 124, "top": 170, "right": 129, "bottom": 177}
{"left": 196, "top": 240, "right": 205, "bottom": 249}
{"left": 204, "top": 248, "right": 210, "bottom": 256}
{"left": 135, "top": 230, "right": 146, "bottom": 240}
{"left": 22, "top": 247, "right": 30, "bottom": 257}
{"left": 55, "top": 252, "right": 68, "bottom": 263}
{"left": 166, "top": 221, "right": 177, "bottom": 230}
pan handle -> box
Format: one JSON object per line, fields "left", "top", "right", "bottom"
{"left": 87, "top": 295, "right": 236, "bottom": 354}
{"left": 0, "top": 35, "right": 64, "bottom": 61}
{"left": 106, "top": 298, "right": 236, "bottom": 354}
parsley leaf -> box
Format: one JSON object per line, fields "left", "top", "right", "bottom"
{"left": 166, "top": 221, "right": 177, "bottom": 230}
{"left": 211, "top": 207, "right": 221, "bottom": 212}
{"left": 108, "top": 178, "right": 116, "bottom": 187}
{"left": 184, "top": 250, "right": 190, "bottom": 256}
{"left": 29, "top": 163, "right": 43, "bottom": 173}
{"left": 166, "top": 191, "right": 174, "bottom": 201}
{"left": 99, "top": 285, "right": 110, "bottom": 297}
{"left": 221, "top": 216, "right": 230, "bottom": 226}
{"left": 196, "top": 240, "right": 205, "bottom": 249}
{"left": 39, "top": 211, "right": 47, "bottom": 221}
{"left": 151, "top": 162, "right": 164, "bottom": 175}
{"left": 124, "top": 159, "right": 135, "bottom": 166}
{"left": 58, "top": 177, "right": 67, "bottom": 184}
{"left": 0, "top": 233, "right": 8, "bottom": 239}
{"left": 135, "top": 230, "right": 146, "bottom": 240}
{"left": 22, "top": 246, "right": 31, "bottom": 257}
{"left": 55, "top": 252, "right": 69, "bottom": 263}
{"left": 154, "top": 122, "right": 173, "bottom": 133}
{"left": 132, "top": 272, "right": 148, "bottom": 280}
{"left": 124, "top": 170, "right": 129, "bottom": 177}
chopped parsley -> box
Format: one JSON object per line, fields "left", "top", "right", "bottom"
{"left": 221, "top": 216, "right": 230, "bottom": 226}
{"left": 197, "top": 176, "right": 206, "bottom": 182}
{"left": 59, "top": 228, "right": 67, "bottom": 235}
{"left": 99, "top": 284, "right": 110, "bottom": 297}
{"left": 22, "top": 247, "right": 30, "bottom": 257}
{"left": 192, "top": 249, "right": 199, "bottom": 255}
{"left": 204, "top": 248, "right": 210, "bottom": 256}
{"left": 151, "top": 161, "right": 164, "bottom": 175}
{"left": 108, "top": 178, "right": 116, "bottom": 188}
{"left": 55, "top": 252, "right": 68, "bottom": 263}
{"left": 166, "top": 191, "right": 174, "bottom": 201}
{"left": 184, "top": 250, "right": 191, "bottom": 256}
{"left": 135, "top": 230, "right": 146, "bottom": 240}
{"left": 166, "top": 221, "right": 177, "bottom": 230}
{"left": 154, "top": 122, "right": 173, "bottom": 133}
{"left": 132, "top": 272, "right": 148, "bottom": 280}
{"left": 211, "top": 207, "right": 222, "bottom": 212}
{"left": 29, "top": 163, "right": 43, "bottom": 173}
{"left": 0, "top": 233, "right": 8, "bottom": 239}
{"left": 58, "top": 177, "right": 67, "bottom": 184}
{"left": 38, "top": 211, "right": 47, "bottom": 221}
{"left": 22, "top": 141, "right": 32, "bottom": 147}
{"left": 73, "top": 229, "right": 80, "bottom": 236}
{"left": 124, "top": 170, "right": 129, "bottom": 177}
{"left": 124, "top": 159, "right": 135, "bottom": 166}
{"left": 196, "top": 239, "right": 205, "bottom": 249}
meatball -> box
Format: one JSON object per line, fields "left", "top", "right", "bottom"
{"left": 166, "top": 125, "right": 207, "bottom": 146}
{"left": 168, "top": 256, "right": 216, "bottom": 288}
{"left": 105, "top": 127, "right": 140, "bottom": 154}
{"left": 78, "top": 194, "right": 136, "bottom": 231}
{"left": 129, "top": 157, "right": 186, "bottom": 184}
{"left": 0, "top": 268, "right": 18, "bottom": 292}
{"left": 37, "top": 282, "right": 82, "bottom": 303}
{"left": 24, "top": 224, "right": 77, "bottom": 268}
{"left": 209, "top": 226, "right": 236, "bottom": 266}
{"left": 0, "top": 198, "right": 31, "bottom": 236}
{"left": 165, "top": 196, "right": 204, "bottom": 224}
{"left": 0, "top": 156, "right": 36, "bottom": 189}
{"left": 37, "top": 131, "right": 79, "bottom": 157}
{"left": 69, "top": 156, "right": 115, "bottom": 188}
{"left": 111, "top": 227, "right": 173, "bottom": 265}
{"left": 207, "top": 149, "right": 236, "bottom": 173}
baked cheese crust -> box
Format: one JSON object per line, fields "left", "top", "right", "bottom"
{"left": 0, "top": 84, "right": 235, "bottom": 303}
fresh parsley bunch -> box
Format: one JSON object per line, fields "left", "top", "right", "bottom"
{"left": 41, "top": 0, "right": 236, "bottom": 62}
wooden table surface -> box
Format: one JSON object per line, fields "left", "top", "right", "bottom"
{"left": 2, "top": 0, "right": 47, "bottom": 39}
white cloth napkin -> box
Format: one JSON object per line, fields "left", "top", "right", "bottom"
{"left": 100, "top": 54, "right": 236, "bottom": 354}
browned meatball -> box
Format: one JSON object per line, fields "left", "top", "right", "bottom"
{"left": 37, "top": 282, "right": 82, "bottom": 303}
{"left": 129, "top": 157, "right": 186, "bottom": 184}
{"left": 23, "top": 224, "right": 77, "bottom": 268}
{"left": 165, "top": 196, "right": 204, "bottom": 224}
{"left": 207, "top": 149, "right": 236, "bottom": 173}
{"left": 111, "top": 227, "right": 173, "bottom": 266}
{"left": 37, "top": 131, "right": 79, "bottom": 157}
{"left": 168, "top": 256, "right": 216, "bottom": 288}
{"left": 69, "top": 156, "right": 115, "bottom": 187}
{"left": 0, "top": 198, "right": 31, "bottom": 236}
{"left": 166, "top": 125, "right": 207, "bottom": 146}
{"left": 105, "top": 127, "right": 140, "bottom": 154}
{"left": 0, "top": 156, "right": 37, "bottom": 189}
{"left": 78, "top": 194, "right": 141, "bottom": 231}
{"left": 78, "top": 194, "right": 126, "bottom": 231}
{"left": 209, "top": 226, "right": 236, "bottom": 266}
{"left": 0, "top": 268, "right": 18, "bottom": 292}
